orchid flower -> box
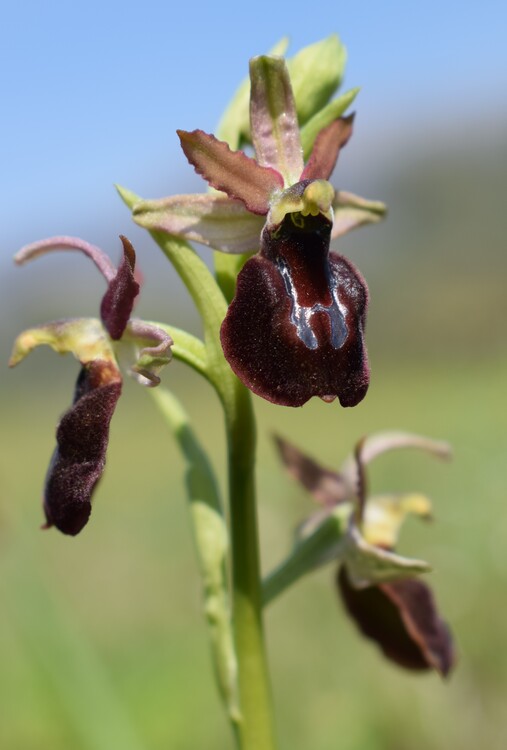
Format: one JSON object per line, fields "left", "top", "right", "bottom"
{"left": 273, "top": 431, "right": 456, "bottom": 675}
{"left": 9, "top": 236, "right": 172, "bottom": 535}
{"left": 130, "top": 54, "right": 386, "bottom": 407}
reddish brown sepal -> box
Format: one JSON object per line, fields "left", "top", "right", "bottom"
{"left": 301, "top": 115, "right": 354, "bottom": 181}
{"left": 43, "top": 360, "right": 122, "bottom": 535}
{"left": 274, "top": 435, "right": 347, "bottom": 506}
{"left": 220, "top": 213, "right": 369, "bottom": 407}
{"left": 337, "top": 567, "right": 455, "bottom": 676}
{"left": 100, "top": 236, "right": 140, "bottom": 340}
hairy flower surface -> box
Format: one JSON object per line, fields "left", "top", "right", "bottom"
{"left": 275, "top": 431, "right": 456, "bottom": 675}
{"left": 131, "top": 53, "right": 386, "bottom": 407}
{"left": 10, "top": 236, "right": 172, "bottom": 535}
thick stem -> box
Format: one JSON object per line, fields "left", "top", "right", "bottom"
{"left": 224, "top": 383, "right": 278, "bottom": 750}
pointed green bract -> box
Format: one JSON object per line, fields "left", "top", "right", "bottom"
{"left": 287, "top": 34, "right": 347, "bottom": 126}
{"left": 249, "top": 56, "right": 303, "bottom": 186}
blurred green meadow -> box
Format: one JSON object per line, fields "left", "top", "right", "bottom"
{"left": 1, "top": 128, "right": 506, "bottom": 749}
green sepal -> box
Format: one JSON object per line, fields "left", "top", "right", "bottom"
{"left": 342, "top": 523, "right": 431, "bottom": 589}
{"left": 9, "top": 318, "right": 116, "bottom": 369}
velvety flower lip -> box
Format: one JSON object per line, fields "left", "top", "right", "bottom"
{"left": 11, "top": 236, "right": 172, "bottom": 535}
{"left": 338, "top": 568, "right": 455, "bottom": 676}
{"left": 274, "top": 432, "right": 456, "bottom": 675}
{"left": 220, "top": 212, "right": 369, "bottom": 407}
{"left": 128, "top": 54, "right": 386, "bottom": 408}
{"left": 44, "top": 359, "right": 122, "bottom": 535}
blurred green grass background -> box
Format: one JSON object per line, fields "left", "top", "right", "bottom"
{"left": 1, "top": 129, "right": 506, "bottom": 749}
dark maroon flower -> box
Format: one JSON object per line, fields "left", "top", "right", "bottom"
{"left": 221, "top": 211, "right": 369, "bottom": 406}
{"left": 44, "top": 360, "right": 122, "bottom": 536}
{"left": 10, "top": 237, "right": 171, "bottom": 535}
{"left": 275, "top": 432, "right": 456, "bottom": 675}
{"left": 99, "top": 235, "right": 140, "bottom": 339}
{"left": 338, "top": 568, "right": 455, "bottom": 676}
{"left": 131, "top": 55, "right": 386, "bottom": 407}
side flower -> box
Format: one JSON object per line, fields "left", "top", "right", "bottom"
{"left": 127, "top": 50, "right": 386, "bottom": 407}
{"left": 274, "top": 431, "right": 456, "bottom": 676}
{"left": 9, "top": 236, "right": 172, "bottom": 535}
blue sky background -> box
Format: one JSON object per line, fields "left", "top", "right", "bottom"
{"left": 1, "top": 0, "right": 506, "bottom": 333}
{"left": 2, "top": 0, "right": 506, "bottom": 243}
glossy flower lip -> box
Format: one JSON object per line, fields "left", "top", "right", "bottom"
{"left": 274, "top": 431, "right": 456, "bottom": 675}
{"left": 124, "top": 51, "right": 386, "bottom": 407}
{"left": 10, "top": 236, "right": 172, "bottom": 535}
{"left": 220, "top": 212, "right": 369, "bottom": 406}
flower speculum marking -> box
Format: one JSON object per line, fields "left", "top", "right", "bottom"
{"left": 277, "top": 256, "right": 348, "bottom": 350}
{"left": 264, "top": 209, "right": 348, "bottom": 351}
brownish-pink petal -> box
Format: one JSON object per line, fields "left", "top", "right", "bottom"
{"left": 273, "top": 435, "right": 348, "bottom": 506}
{"left": 100, "top": 235, "right": 140, "bottom": 340}
{"left": 44, "top": 360, "right": 122, "bottom": 536}
{"left": 301, "top": 115, "right": 354, "bottom": 181}
{"left": 337, "top": 567, "right": 455, "bottom": 676}
{"left": 14, "top": 236, "right": 116, "bottom": 281}
{"left": 178, "top": 129, "right": 283, "bottom": 215}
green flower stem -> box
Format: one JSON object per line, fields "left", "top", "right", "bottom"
{"left": 221, "top": 380, "right": 278, "bottom": 750}
{"left": 119, "top": 187, "right": 278, "bottom": 749}
{"left": 262, "top": 506, "right": 350, "bottom": 608}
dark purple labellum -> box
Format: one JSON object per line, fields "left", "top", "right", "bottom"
{"left": 100, "top": 235, "right": 140, "bottom": 340}
{"left": 337, "top": 567, "right": 455, "bottom": 676}
{"left": 44, "top": 360, "right": 122, "bottom": 535}
{"left": 220, "top": 211, "right": 369, "bottom": 407}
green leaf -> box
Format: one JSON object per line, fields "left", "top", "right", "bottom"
{"left": 300, "top": 87, "right": 359, "bottom": 159}
{"left": 288, "top": 34, "right": 347, "bottom": 126}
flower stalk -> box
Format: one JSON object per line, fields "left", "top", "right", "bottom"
{"left": 9, "top": 35, "right": 456, "bottom": 750}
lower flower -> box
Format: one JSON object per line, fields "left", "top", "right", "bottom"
{"left": 44, "top": 360, "right": 122, "bottom": 535}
